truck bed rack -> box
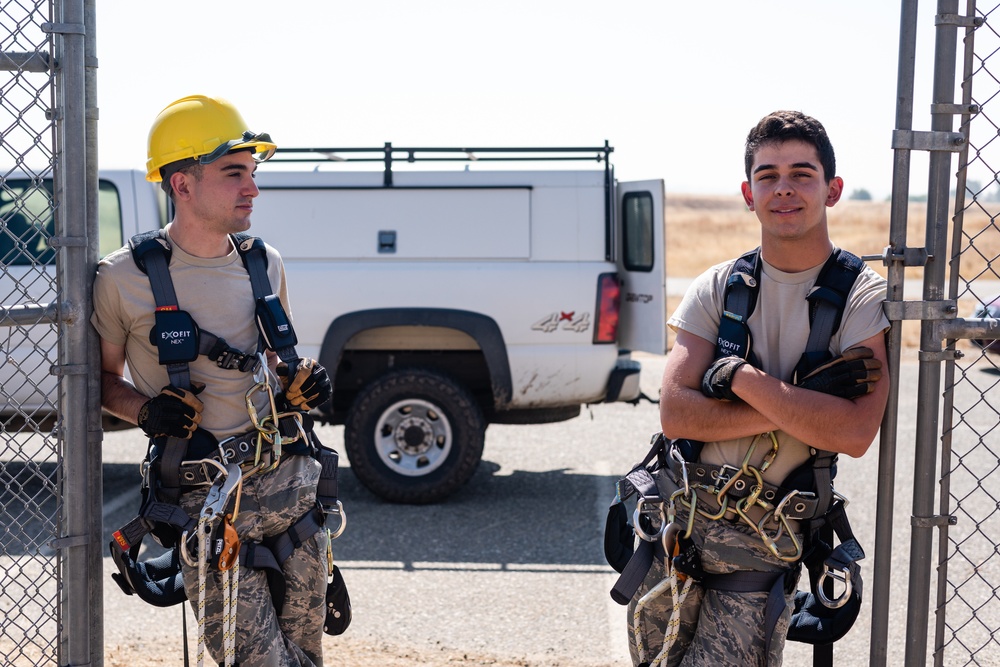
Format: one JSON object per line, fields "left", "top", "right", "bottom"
{"left": 271, "top": 142, "right": 614, "bottom": 186}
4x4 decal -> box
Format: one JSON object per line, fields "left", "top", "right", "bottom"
{"left": 532, "top": 311, "right": 591, "bottom": 333}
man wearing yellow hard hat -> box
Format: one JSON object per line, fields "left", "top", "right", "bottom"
{"left": 93, "top": 95, "right": 342, "bottom": 666}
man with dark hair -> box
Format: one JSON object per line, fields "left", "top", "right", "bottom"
{"left": 627, "top": 110, "right": 889, "bottom": 665}
{"left": 93, "top": 95, "right": 334, "bottom": 666}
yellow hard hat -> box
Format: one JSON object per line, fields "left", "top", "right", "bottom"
{"left": 145, "top": 95, "right": 277, "bottom": 182}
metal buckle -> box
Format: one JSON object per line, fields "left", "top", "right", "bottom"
{"left": 777, "top": 489, "right": 818, "bottom": 520}
{"left": 713, "top": 464, "right": 741, "bottom": 493}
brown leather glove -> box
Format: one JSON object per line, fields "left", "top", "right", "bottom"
{"left": 278, "top": 358, "right": 332, "bottom": 411}
{"left": 795, "top": 346, "right": 882, "bottom": 399}
{"left": 137, "top": 384, "right": 204, "bottom": 439}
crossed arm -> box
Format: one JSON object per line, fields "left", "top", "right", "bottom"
{"left": 659, "top": 329, "right": 890, "bottom": 457}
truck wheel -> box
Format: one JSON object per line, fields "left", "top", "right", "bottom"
{"left": 344, "top": 368, "right": 485, "bottom": 503}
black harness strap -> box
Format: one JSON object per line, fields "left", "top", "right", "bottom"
{"left": 702, "top": 569, "right": 791, "bottom": 659}
{"left": 716, "top": 248, "right": 762, "bottom": 365}
{"left": 795, "top": 249, "right": 866, "bottom": 381}
{"left": 232, "top": 232, "right": 301, "bottom": 374}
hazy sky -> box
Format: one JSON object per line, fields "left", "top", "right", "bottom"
{"left": 96, "top": 1, "right": 939, "bottom": 199}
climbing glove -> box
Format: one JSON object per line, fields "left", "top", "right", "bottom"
{"left": 278, "top": 357, "right": 332, "bottom": 411}
{"left": 794, "top": 346, "right": 882, "bottom": 399}
{"left": 137, "top": 384, "right": 204, "bottom": 439}
{"left": 700, "top": 355, "right": 748, "bottom": 401}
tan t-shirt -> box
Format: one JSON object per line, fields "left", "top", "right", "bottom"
{"left": 91, "top": 229, "right": 290, "bottom": 439}
{"left": 667, "top": 250, "right": 889, "bottom": 484}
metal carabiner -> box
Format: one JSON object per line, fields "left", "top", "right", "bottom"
{"left": 668, "top": 488, "right": 697, "bottom": 540}
{"left": 756, "top": 506, "right": 803, "bottom": 563}
{"left": 633, "top": 497, "right": 666, "bottom": 542}
{"left": 668, "top": 444, "right": 691, "bottom": 498}
{"left": 757, "top": 431, "right": 779, "bottom": 475}
{"left": 325, "top": 500, "right": 347, "bottom": 540}
{"left": 693, "top": 485, "right": 730, "bottom": 521}
{"left": 817, "top": 565, "right": 853, "bottom": 608}
{"left": 179, "top": 528, "right": 198, "bottom": 567}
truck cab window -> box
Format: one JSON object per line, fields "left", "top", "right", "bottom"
{"left": 98, "top": 179, "right": 124, "bottom": 256}
{"left": 0, "top": 178, "right": 123, "bottom": 265}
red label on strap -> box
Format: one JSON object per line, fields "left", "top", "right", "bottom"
{"left": 112, "top": 530, "right": 129, "bottom": 551}
{"left": 155, "top": 305, "right": 179, "bottom": 312}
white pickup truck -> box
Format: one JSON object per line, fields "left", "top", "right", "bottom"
{"left": 1, "top": 145, "right": 666, "bottom": 502}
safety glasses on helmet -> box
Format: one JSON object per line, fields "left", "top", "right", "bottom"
{"left": 198, "top": 131, "right": 276, "bottom": 166}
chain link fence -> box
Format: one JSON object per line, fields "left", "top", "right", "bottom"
{"left": 1, "top": 0, "right": 99, "bottom": 665}
{"left": 937, "top": 1, "right": 1000, "bottom": 663}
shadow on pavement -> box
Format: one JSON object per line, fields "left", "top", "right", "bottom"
{"left": 3, "top": 458, "right": 618, "bottom": 569}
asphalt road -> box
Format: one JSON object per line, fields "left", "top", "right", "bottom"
{"left": 92, "top": 353, "right": 1000, "bottom": 666}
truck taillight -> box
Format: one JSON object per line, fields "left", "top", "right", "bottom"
{"left": 594, "top": 272, "right": 620, "bottom": 344}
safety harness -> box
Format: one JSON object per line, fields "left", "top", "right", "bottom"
{"left": 109, "top": 230, "right": 351, "bottom": 661}
{"left": 606, "top": 247, "right": 867, "bottom": 665}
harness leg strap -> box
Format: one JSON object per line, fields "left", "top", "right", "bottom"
{"left": 701, "top": 569, "right": 793, "bottom": 661}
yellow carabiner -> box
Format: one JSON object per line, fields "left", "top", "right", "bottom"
{"left": 758, "top": 431, "right": 779, "bottom": 475}
{"left": 693, "top": 485, "right": 730, "bottom": 521}
{"left": 758, "top": 509, "right": 803, "bottom": 563}
{"left": 326, "top": 528, "right": 335, "bottom": 579}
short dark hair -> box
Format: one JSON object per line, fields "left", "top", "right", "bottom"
{"left": 744, "top": 110, "right": 836, "bottom": 183}
{"left": 159, "top": 160, "right": 203, "bottom": 198}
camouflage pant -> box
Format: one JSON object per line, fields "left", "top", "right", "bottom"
{"left": 627, "top": 510, "right": 797, "bottom": 667}
{"left": 180, "top": 454, "right": 329, "bottom": 667}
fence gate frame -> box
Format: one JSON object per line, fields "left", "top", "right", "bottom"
{"left": 873, "top": 1, "right": 1000, "bottom": 665}
{"left": 1, "top": 0, "right": 101, "bottom": 665}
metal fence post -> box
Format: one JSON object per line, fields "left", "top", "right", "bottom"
{"left": 869, "top": 3, "right": 921, "bottom": 666}
{"left": 904, "top": 1, "right": 962, "bottom": 665}
{"left": 50, "top": 0, "right": 101, "bottom": 664}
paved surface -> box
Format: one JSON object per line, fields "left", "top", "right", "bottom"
{"left": 79, "top": 353, "right": 1000, "bottom": 665}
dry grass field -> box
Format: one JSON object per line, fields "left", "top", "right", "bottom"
{"left": 665, "top": 192, "right": 1000, "bottom": 352}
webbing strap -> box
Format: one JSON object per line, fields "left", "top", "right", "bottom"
{"left": 797, "top": 249, "right": 865, "bottom": 379}
{"left": 131, "top": 232, "right": 192, "bottom": 390}
{"left": 231, "top": 233, "right": 271, "bottom": 302}
{"left": 611, "top": 539, "right": 658, "bottom": 605}
{"left": 702, "top": 570, "right": 788, "bottom": 659}
{"left": 716, "top": 248, "right": 762, "bottom": 364}
{"left": 241, "top": 505, "right": 326, "bottom": 614}
{"left": 231, "top": 233, "right": 299, "bottom": 367}
{"left": 265, "top": 506, "right": 325, "bottom": 564}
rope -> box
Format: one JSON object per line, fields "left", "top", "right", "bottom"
{"left": 648, "top": 567, "right": 693, "bottom": 667}
{"left": 632, "top": 573, "right": 672, "bottom": 664}
{"left": 221, "top": 562, "right": 239, "bottom": 665}
{"left": 195, "top": 515, "right": 210, "bottom": 667}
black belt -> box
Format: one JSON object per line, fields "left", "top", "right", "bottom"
{"left": 176, "top": 415, "right": 312, "bottom": 486}
{"left": 667, "top": 455, "right": 823, "bottom": 521}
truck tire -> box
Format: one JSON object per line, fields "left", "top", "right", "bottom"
{"left": 344, "top": 368, "right": 485, "bottom": 503}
